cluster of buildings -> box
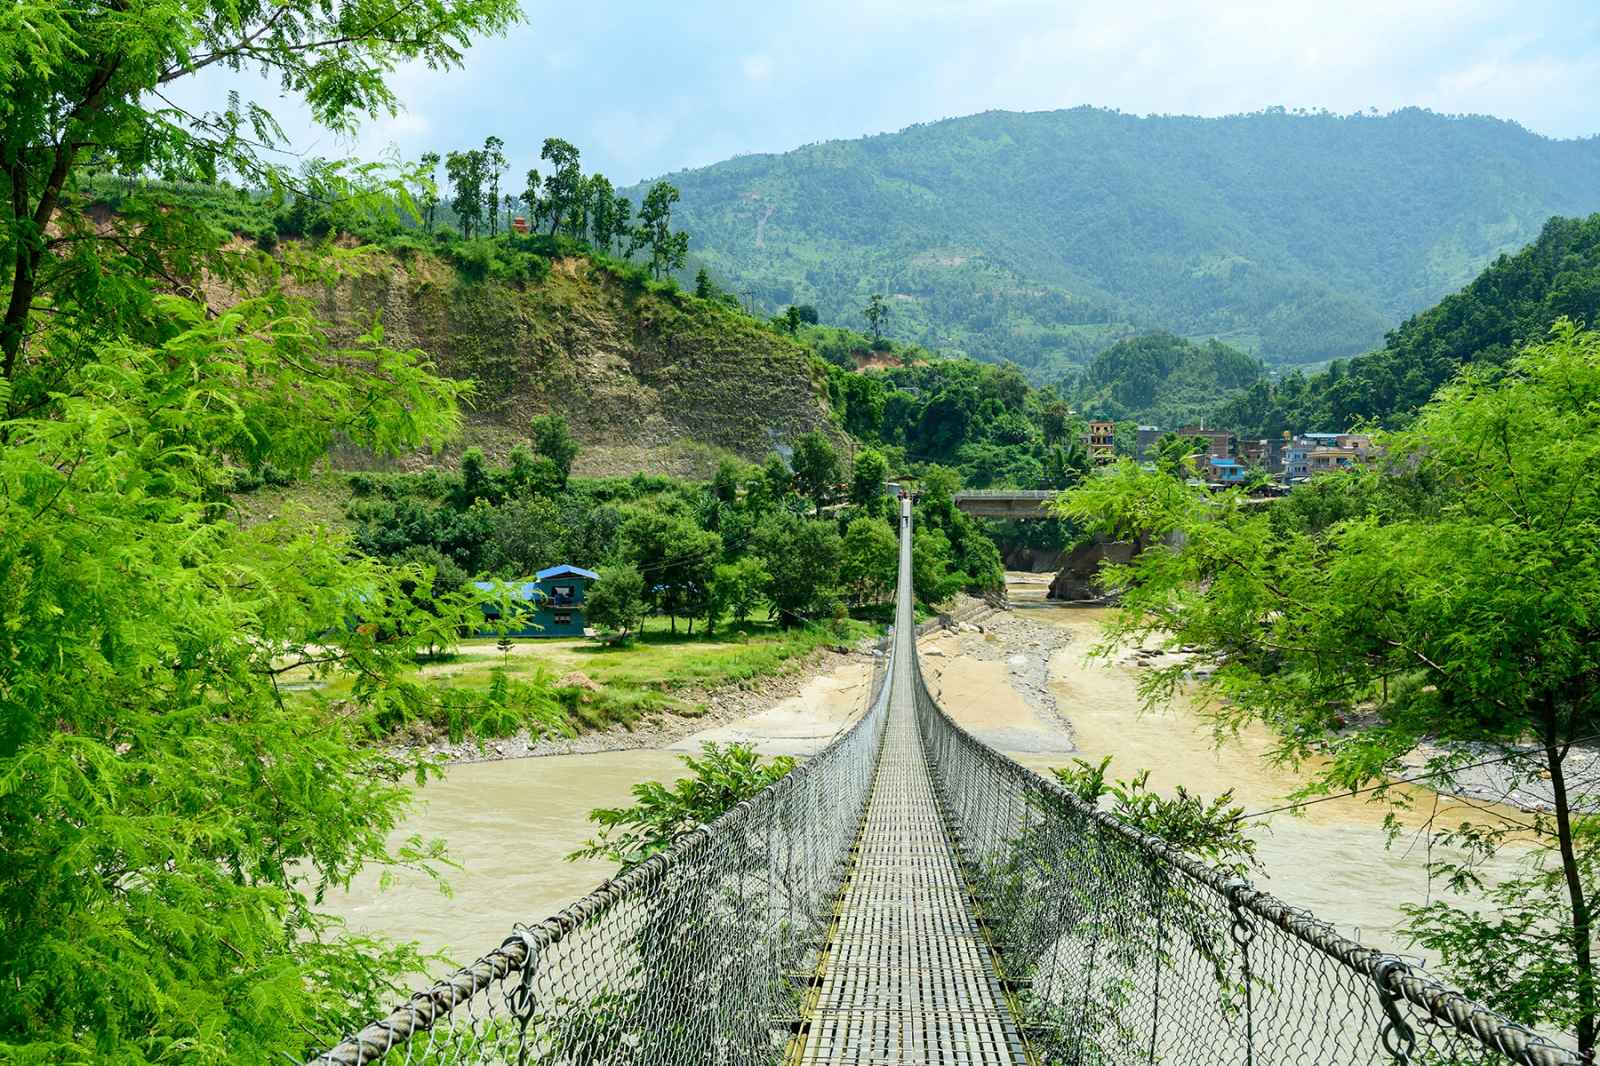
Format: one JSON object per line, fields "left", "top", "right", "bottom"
{"left": 1084, "top": 422, "right": 1374, "bottom": 488}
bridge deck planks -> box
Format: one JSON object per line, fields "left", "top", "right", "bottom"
{"left": 798, "top": 501, "right": 1027, "bottom": 1065}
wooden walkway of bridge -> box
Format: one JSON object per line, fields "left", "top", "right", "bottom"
{"left": 799, "top": 499, "right": 1028, "bottom": 1064}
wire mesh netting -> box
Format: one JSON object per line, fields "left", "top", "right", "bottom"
{"left": 308, "top": 644, "right": 893, "bottom": 1065}
{"left": 912, "top": 652, "right": 1583, "bottom": 1066}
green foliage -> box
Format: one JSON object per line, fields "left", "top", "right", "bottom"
{"left": 0, "top": 289, "right": 483, "bottom": 1061}
{"left": 709, "top": 556, "right": 770, "bottom": 628}
{"left": 754, "top": 512, "right": 843, "bottom": 625}
{"left": 862, "top": 293, "right": 889, "bottom": 341}
{"left": 849, "top": 448, "right": 891, "bottom": 511}
{"left": 569, "top": 743, "right": 796, "bottom": 873}
{"left": 650, "top": 107, "right": 1600, "bottom": 376}
{"left": 632, "top": 181, "right": 690, "bottom": 280}
{"left": 911, "top": 526, "right": 962, "bottom": 606}
{"left": 840, "top": 516, "right": 899, "bottom": 605}
{"left": 529, "top": 412, "right": 580, "bottom": 485}
{"left": 1217, "top": 213, "right": 1600, "bottom": 434}
{"left": 619, "top": 508, "right": 721, "bottom": 634}
{"left": 1055, "top": 322, "right": 1600, "bottom": 1051}
{"left": 585, "top": 566, "right": 647, "bottom": 640}
{"left": 790, "top": 430, "right": 842, "bottom": 512}
{"left": 1069, "top": 331, "right": 1263, "bottom": 423}
{"left": 1050, "top": 757, "right": 1259, "bottom": 876}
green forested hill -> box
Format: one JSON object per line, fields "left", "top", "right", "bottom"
{"left": 1069, "top": 332, "right": 1263, "bottom": 423}
{"left": 1216, "top": 212, "right": 1600, "bottom": 435}
{"left": 646, "top": 107, "right": 1600, "bottom": 377}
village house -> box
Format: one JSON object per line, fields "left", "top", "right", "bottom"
{"left": 1176, "top": 425, "right": 1236, "bottom": 460}
{"left": 474, "top": 564, "right": 599, "bottom": 638}
{"left": 1086, "top": 420, "right": 1117, "bottom": 463}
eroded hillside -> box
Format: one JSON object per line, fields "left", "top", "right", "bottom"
{"left": 300, "top": 250, "right": 837, "bottom": 476}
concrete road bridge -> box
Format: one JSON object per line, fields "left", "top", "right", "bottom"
{"left": 953, "top": 489, "right": 1057, "bottom": 519}
{"left": 311, "top": 501, "right": 1576, "bottom": 1066}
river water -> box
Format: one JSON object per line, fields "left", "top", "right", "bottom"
{"left": 1011, "top": 584, "right": 1524, "bottom": 949}
{"left": 324, "top": 750, "right": 689, "bottom": 963}
{"left": 324, "top": 584, "right": 1520, "bottom": 969}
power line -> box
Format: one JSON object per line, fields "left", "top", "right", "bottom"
{"left": 1233, "top": 733, "right": 1600, "bottom": 823}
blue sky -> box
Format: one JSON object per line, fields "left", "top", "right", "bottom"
{"left": 189, "top": 0, "right": 1600, "bottom": 187}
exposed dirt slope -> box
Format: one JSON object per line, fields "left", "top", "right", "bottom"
{"left": 301, "top": 251, "right": 837, "bottom": 476}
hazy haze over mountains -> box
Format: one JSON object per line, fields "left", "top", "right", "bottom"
{"left": 649, "top": 107, "right": 1600, "bottom": 378}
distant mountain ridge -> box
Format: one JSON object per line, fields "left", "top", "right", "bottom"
{"left": 643, "top": 107, "right": 1600, "bottom": 377}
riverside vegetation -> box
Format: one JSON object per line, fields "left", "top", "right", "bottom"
{"left": 1057, "top": 320, "right": 1600, "bottom": 1055}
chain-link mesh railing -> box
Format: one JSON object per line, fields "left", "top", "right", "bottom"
{"left": 911, "top": 652, "right": 1582, "bottom": 1066}
{"left": 309, "top": 652, "right": 893, "bottom": 1065}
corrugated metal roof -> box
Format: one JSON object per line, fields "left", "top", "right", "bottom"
{"left": 536, "top": 564, "right": 600, "bottom": 581}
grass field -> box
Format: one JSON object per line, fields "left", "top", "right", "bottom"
{"left": 431, "top": 616, "right": 874, "bottom": 692}
{"left": 296, "top": 615, "right": 880, "bottom": 744}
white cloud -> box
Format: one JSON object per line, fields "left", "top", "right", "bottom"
{"left": 741, "top": 54, "right": 774, "bottom": 82}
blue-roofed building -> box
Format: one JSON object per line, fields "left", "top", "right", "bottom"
{"left": 474, "top": 564, "right": 600, "bottom": 638}
{"left": 1206, "top": 457, "right": 1249, "bottom": 484}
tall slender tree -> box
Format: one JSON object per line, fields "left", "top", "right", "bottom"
{"left": 631, "top": 181, "right": 689, "bottom": 280}
{"left": 482, "top": 135, "right": 506, "bottom": 236}
{"left": 539, "top": 137, "right": 584, "bottom": 235}
{"left": 417, "top": 151, "right": 442, "bottom": 232}
{"left": 445, "top": 148, "right": 486, "bottom": 237}
{"left": 863, "top": 293, "right": 889, "bottom": 342}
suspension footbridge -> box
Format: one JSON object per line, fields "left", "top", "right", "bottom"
{"left": 311, "top": 500, "right": 1577, "bottom": 1066}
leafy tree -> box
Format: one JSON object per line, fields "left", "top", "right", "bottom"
{"left": 0, "top": 0, "right": 518, "bottom": 380}
{"left": 619, "top": 510, "right": 720, "bottom": 634}
{"left": 506, "top": 444, "right": 563, "bottom": 498}
{"left": 394, "top": 545, "right": 471, "bottom": 656}
{"left": 482, "top": 135, "right": 507, "bottom": 236}
{"left": 790, "top": 431, "right": 842, "bottom": 513}
{"left": 911, "top": 526, "right": 961, "bottom": 606}
{"left": 565, "top": 501, "right": 624, "bottom": 568}
{"left": 446, "top": 148, "right": 486, "bottom": 237}
{"left": 417, "top": 151, "right": 443, "bottom": 231}
{"left": 609, "top": 194, "right": 634, "bottom": 255}
{"left": 840, "top": 517, "right": 898, "bottom": 605}
{"left": 1153, "top": 432, "right": 1209, "bottom": 478}
{"left": 1054, "top": 322, "right": 1600, "bottom": 1053}
{"left": 754, "top": 513, "right": 841, "bottom": 626}
{"left": 632, "top": 181, "right": 690, "bottom": 280}
{"left": 863, "top": 293, "right": 889, "bottom": 342}
{"left": 586, "top": 173, "right": 620, "bottom": 250}
{"left": 711, "top": 458, "right": 747, "bottom": 504}
{"left": 781, "top": 306, "right": 803, "bottom": 334}
{"left": 529, "top": 412, "right": 580, "bottom": 486}
{"left": 484, "top": 495, "right": 566, "bottom": 577}
{"left": 520, "top": 167, "right": 543, "bottom": 227}
{"left": 695, "top": 268, "right": 715, "bottom": 299}
{"left": 539, "top": 137, "right": 585, "bottom": 236}
{"left": 711, "top": 557, "right": 770, "bottom": 626}
{"left": 849, "top": 448, "right": 890, "bottom": 509}
{"left": 1040, "top": 399, "right": 1071, "bottom": 445}
{"left": 1051, "top": 757, "right": 1259, "bottom": 875}
{"left": 794, "top": 304, "right": 819, "bottom": 325}
{"left": 0, "top": 290, "right": 477, "bottom": 1060}
{"left": 570, "top": 744, "right": 794, "bottom": 872}
{"left": 761, "top": 452, "right": 794, "bottom": 507}
{"left": 585, "top": 566, "right": 647, "bottom": 641}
